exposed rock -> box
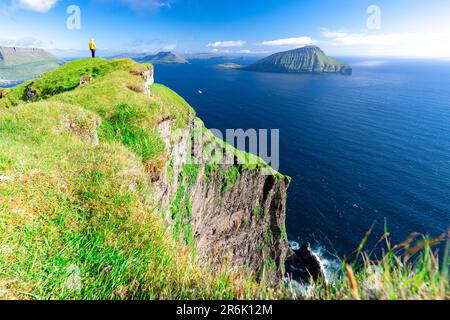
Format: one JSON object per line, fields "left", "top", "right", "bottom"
{"left": 142, "top": 68, "right": 154, "bottom": 96}
{"left": 79, "top": 76, "right": 92, "bottom": 85}
{"left": 155, "top": 115, "right": 290, "bottom": 284}
{"left": 102, "top": 266, "right": 113, "bottom": 274}
{"left": 285, "top": 243, "right": 326, "bottom": 283}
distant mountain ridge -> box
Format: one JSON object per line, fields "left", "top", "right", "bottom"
{"left": 243, "top": 46, "right": 352, "bottom": 75}
{"left": 112, "top": 51, "right": 188, "bottom": 64}
{"left": 0, "top": 47, "right": 63, "bottom": 84}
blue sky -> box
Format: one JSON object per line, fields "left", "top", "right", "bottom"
{"left": 1, "top": 0, "right": 450, "bottom": 57}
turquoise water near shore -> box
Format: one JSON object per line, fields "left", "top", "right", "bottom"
{"left": 154, "top": 57, "right": 450, "bottom": 258}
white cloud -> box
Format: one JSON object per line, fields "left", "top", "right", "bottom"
{"left": 161, "top": 44, "right": 177, "bottom": 51}
{"left": 16, "top": 0, "right": 59, "bottom": 13}
{"left": 260, "top": 36, "right": 316, "bottom": 47}
{"left": 321, "top": 29, "right": 450, "bottom": 58}
{"left": 210, "top": 49, "right": 268, "bottom": 55}
{"left": 207, "top": 40, "right": 246, "bottom": 48}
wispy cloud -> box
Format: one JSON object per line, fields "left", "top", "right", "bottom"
{"left": 161, "top": 44, "right": 177, "bottom": 51}
{"left": 260, "top": 36, "right": 316, "bottom": 47}
{"left": 210, "top": 48, "right": 268, "bottom": 55}
{"left": 320, "top": 28, "right": 450, "bottom": 57}
{"left": 207, "top": 40, "right": 246, "bottom": 48}
{"left": 96, "top": 0, "right": 174, "bottom": 12}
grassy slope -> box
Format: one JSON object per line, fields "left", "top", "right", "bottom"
{"left": 0, "top": 58, "right": 448, "bottom": 300}
{"left": 0, "top": 58, "right": 277, "bottom": 299}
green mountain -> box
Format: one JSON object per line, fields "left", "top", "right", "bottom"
{"left": 0, "top": 47, "right": 64, "bottom": 84}
{"left": 0, "top": 58, "right": 289, "bottom": 299}
{"left": 243, "top": 46, "right": 352, "bottom": 75}
{"left": 135, "top": 51, "right": 188, "bottom": 64}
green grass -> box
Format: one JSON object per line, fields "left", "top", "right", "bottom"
{"left": 170, "top": 164, "right": 200, "bottom": 245}
{"left": 0, "top": 59, "right": 63, "bottom": 83}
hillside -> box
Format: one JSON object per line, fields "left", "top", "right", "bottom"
{"left": 243, "top": 46, "right": 352, "bottom": 75}
{"left": 0, "top": 47, "right": 63, "bottom": 84}
{"left": 0, "top": 58, "right": 291, "bottom": 299}
{"left": 135, "top": 51, "right": 188, "bottom": 64}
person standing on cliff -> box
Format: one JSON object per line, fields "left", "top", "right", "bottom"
{"left": 89, "top": 39, "right": 97, "bottom": 58}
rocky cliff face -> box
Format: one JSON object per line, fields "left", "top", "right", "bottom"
{"left": 153, "top": 115, "right": 291, "bottom": 283}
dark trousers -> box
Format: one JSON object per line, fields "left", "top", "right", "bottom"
{"left": 91, "top": 49, "right": 96, "bottom": 58}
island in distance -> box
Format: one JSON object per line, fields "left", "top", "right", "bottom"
{"left": 242, "top": 46, "right": 352, "bottom": 75}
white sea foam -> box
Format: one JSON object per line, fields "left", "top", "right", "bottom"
{"left": 288, "top": 240, "right": 342, "bottom": 284}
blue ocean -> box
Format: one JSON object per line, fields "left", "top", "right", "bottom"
{"left": 154, "top": 57, "right": 450, "bottom": 258}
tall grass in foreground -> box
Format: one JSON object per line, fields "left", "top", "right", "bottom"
{"left": 311, "top": 224, "right": 449, "bottom": 300}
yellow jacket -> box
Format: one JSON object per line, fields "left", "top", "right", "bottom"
{"left": 89, "top": 40, "right": 96, "bottom": 50}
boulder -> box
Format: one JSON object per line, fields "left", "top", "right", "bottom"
{"left": 285, "top": 242, "right": 326, "bottom": 283}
